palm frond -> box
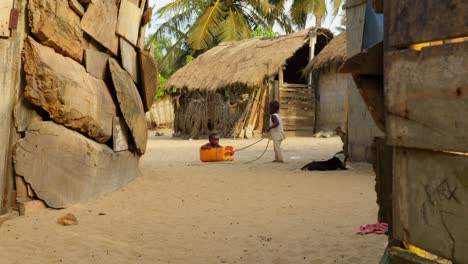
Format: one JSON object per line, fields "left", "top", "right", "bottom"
{"left": 313, "top": 0, "right": 327, "bottom": 26}
{"left": 218, "top": 9, "right": 239, "bottom": 42}
{"left": 187, "top": 0, "right": 225, "bottom": 50}
{"left": 156, "top": 0, "right": 194, "bottom": 18}
{"left": 290, "top": 0, "right": 310, "bottom": 29}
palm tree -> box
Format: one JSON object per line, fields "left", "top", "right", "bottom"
{"left": 145, "top": 34, "right": 189, "bottom": 77}
{"left": 148, "top": 0, "right": 290, "bottom": 77}
{"left": 154, "top": 0, "right": 289, "bottom": 51}
{"left": 290, "top": 0, "right": 343, "bottom": 28}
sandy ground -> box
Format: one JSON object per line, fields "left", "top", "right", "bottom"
{"left": 0, "top": 132, "right": 386, "bottom": 264}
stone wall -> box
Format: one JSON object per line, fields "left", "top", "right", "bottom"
{"left": 315, "top": 70, "right": 346, "bottom": 132}
{"left": 1, "top": 0, "right": 157, "bottom": 211}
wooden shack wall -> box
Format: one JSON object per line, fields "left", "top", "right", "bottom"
{"left": 385, "top": 1, "right": 468, "bottom": 263}
{"left": 1, "top": 0, "right": 155, "bottom": 212}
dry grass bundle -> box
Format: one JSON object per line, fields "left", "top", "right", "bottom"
{"left": 305, "top": 31, "right": 347, "bottom": 73}
{"left": 173, "top": 90, "right": 249, "bottom": 139}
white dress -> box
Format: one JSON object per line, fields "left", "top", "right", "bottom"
{"left": 269, "top": 113, "right": 285, "bottom": 141}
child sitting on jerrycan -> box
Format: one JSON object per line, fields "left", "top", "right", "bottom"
{"left": 200, "top": 133, "right": 234, "bottom": 162}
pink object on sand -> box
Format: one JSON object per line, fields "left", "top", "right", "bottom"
{"left": 356, "top": 223, "right": 388, "bottom": 235}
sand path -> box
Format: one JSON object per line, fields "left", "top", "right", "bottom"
{"left": 0, "top": 134, "right": 386, "bottom": 263}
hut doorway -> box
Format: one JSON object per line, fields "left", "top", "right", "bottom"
{"left": 276, "top": 44, "right": 315, "bottom": 134}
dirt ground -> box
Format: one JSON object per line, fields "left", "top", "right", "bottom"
{"left": 0, "top": 132, "right": 386, "bottom": 264}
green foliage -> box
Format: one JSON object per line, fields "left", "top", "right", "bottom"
{"left": 185, "top": 54, "right": 194, "bottom": 65}
{"left": 157, "top": 74, "right": 167, "bottom": 98}
{"left": 154, "top": 75, "right": 178, "bottom": 101}
{"left": 154, "top": 0, "right": 290, "bottom": 52}
{"left": 223, "top": 87, "right": 245, "bottom": 99}
{"left": 252, "top": 27, "right": 280, "bottom": 37}
{"left": 145, "top": 34, "right": 190, "bottom": 78}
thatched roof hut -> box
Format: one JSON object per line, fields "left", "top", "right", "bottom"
{"left": 166, "top": 28, "right": 333, "bottom": 92}
{"left": 305, "top": 31, "right": 347, "bottom": 74}
{"left": 167, "top": 28, "right": 334, "bottom": 139}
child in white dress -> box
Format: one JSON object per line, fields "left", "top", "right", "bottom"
{"left": 267, "top": 101, "right": 285, "bottom": 162}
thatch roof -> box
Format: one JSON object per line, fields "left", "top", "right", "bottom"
{"left": 305, "top": 31, "right": 347, "bottom": 73}
{"left": 166, "top": 28, "right": 332, "bottom": 92}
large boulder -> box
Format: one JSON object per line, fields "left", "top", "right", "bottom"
{"left": 14, "top": 121, "right": 141, "bottom": 208}
{"left": 28, "top": 0, "right": 89, "bottom": 62}
{"left": 23, "top": 37, "right": 116, "bottom": 143}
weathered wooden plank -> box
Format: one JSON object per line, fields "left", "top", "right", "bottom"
{"left": 23, "top": 37, "right": 117, "bottom": 143}
{"left": 28, "top": 0, "right": 88, "bottom": 62}
{"left": 280, "top": 101, "right": 314, "bottom": 107}
{"left": 247, "top": 86, "right": 263, "bottom": 126}
{"left": 81, "top": 0, "right": 119, "bottom": 55}
{"left": 280, "top": 87, "right": 313, "bottom": 92}
{"left": 0, "top": 0, "right": 25, "bottom": 214}
{"left": 137, "top": 23, "right": 147, "bottom": 50}
{"left": 109, "top": 58, "right": 147, "bottom": 154}
{"left": 385, "top": 42, "right": 468, "bottom": 152}
{"left": 116, "top": 0, "right": 142, "bottom": 46}
{"left": 14, "top": 121, "right": 141, "bottom": 208}
{"left": 136, "top": 0, "right": 148, "bottom": 50}
{"left": 68, "top": 0, "right": 85, "bottom": 17}
{"left": 139, "top": 49, "right": 158, "bottom": 112}
{"left": 280, "top": 110, "right": 315, "bottom": 117}
{"left": 392, "top": 148, "right": 468, "bottom": 263}
{"left": 280, "top": 89, "right": 314, "bottom": 94}
{"left": 281, "top": 83, "right": 311, "bottom": 89}
{"left": 282, "top": 116, "right": 315, "bottom": 121}
{"left": 280, "top": 94, "right": 315, "bottom": 100}
{"left": 0, "top": 0, "right": 13, "bottom": 37}
{"left": 386, "top": 0, "right": 468, "bottom": 48}
{"left": 283, "top": 125, "right": 315, "bottom": 131}
{"left": 280, "top": 107, "right": 315, "bottom": 112}
{"left": 345, "top": 0, "right": 366, "bottom": 56}
{"left": 113, "top": 117, "right": 130, "bottom": 152}
{"left": 256, "top": 84, "right": 267, "bottom": 132}
{"left": 120, "top": 38, "right": 139, "bottom": 83}
{"left": 84, "top": 49, "right": 110, "bottom": 79}
{"left": 283, "top": 119, "right": 315, "bottom": 127}
{"left": 371, "top": 137, "right": 393, "bottom": 226}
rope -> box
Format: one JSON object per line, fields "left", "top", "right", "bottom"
{"left": 243, "top": 138, "right": 270, "bottom": 164}
{"left": 235, "top": 137, "right": 266, "bottom": 152}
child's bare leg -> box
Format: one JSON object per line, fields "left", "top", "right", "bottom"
{"left": 273, "top": 140, "right": 284, "bottom": 162}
